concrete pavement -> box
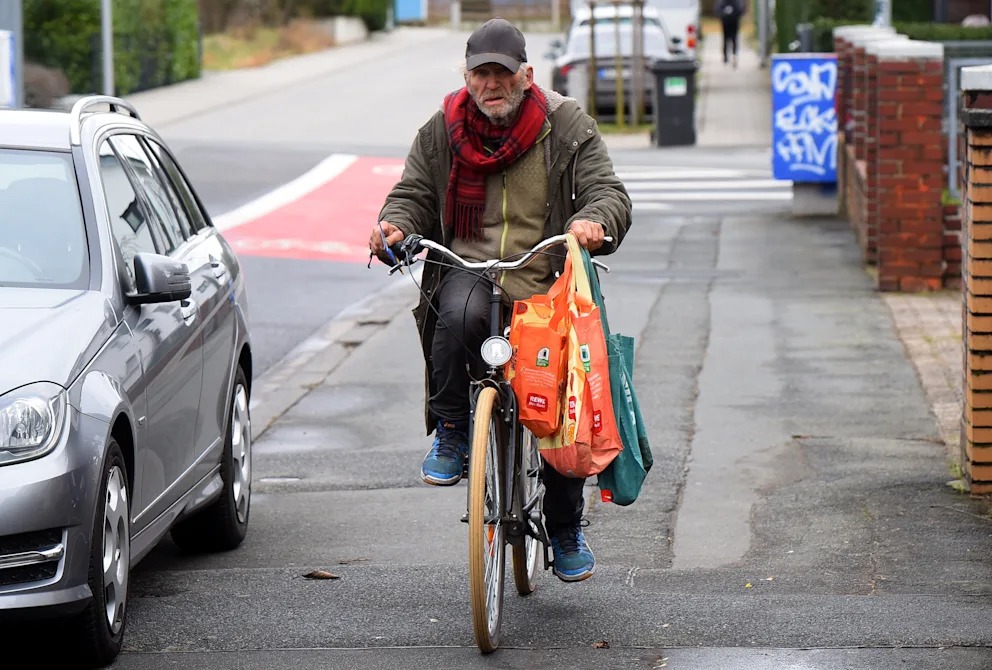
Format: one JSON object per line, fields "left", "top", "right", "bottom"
{"left": 118, "top": 23, "right": 991, "bottom": 665}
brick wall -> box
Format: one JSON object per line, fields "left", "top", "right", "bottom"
{"left": 961, "top": 65, "right": 992, "bottom": 494}
{"left": 834, "top": 29, "right": 951, "bottom": 292}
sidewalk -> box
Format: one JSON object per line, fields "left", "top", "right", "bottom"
{"left": 693, "top": 29, "right": 967, "bottom": 484}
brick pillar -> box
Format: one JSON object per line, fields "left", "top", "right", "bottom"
{"left": 849, "top": 30, "right": 900, "bottom": 164}
{"left": 862, "top": 36, "right": 912, "bottom": 264}
{"left": 872, "top": 41, "right": 945, "bottom": 292}
{"left": 834, "top": 25, "right": 892, "bottom": 218}
{"left": 833, "top": 26, "right": 889, "bottom": 140}
{"left": 840, "top": 30, "right": 903, "bottom": 261}
{"left": 960, "top": 64, "right": 992, "bottom": 494}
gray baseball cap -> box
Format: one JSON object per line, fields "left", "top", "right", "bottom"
{"left": 465, "top": 18, "right": 527, "bottom": 72}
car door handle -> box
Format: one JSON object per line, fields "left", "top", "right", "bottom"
{"left": 211, "top": 260, "right": 228, "bottom": 280}
{"left": 180, "top": 299, "right": 197, "bottom": 323}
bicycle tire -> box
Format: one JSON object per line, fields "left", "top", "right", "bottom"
{"left": 511, "top": 426, "right": 542, "bottom": 595}
{"left": 468, "top": 386, "right": 505, "bottom": 653}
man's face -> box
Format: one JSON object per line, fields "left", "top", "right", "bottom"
{"left": 465, "top": 64, "right": 534, "bottom": 126}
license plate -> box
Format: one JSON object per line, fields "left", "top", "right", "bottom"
{"left": 598, "top": 67, "right": 632, "bottom": 80}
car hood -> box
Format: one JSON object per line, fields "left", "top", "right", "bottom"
{"left": 0, "top": 289, "right": 117, "bottom": 394}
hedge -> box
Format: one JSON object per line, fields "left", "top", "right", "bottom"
{"left": 811, "top": 17, "right": 992, "bottom": 51}
{"left": 775, "top": 0, "right": 872, "bottom": 53}
{"left": 23, "top": 0, "right": 200, "bottom": 98}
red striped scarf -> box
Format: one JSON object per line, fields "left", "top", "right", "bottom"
{"left": 442, "top": 84, "right": 547, "bottom": 241}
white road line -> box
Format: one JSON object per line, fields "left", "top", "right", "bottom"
{"left": 631, "top": 191, "right": 793, "bottom": 202}
{"left": 615, "top": 168, "right": 769, "bottom": 179}
{"left": 624, "top": 179, "right": 788, "bottom": 191}
{"left": 212, "top": 153, "right": 358, "bottom": 232}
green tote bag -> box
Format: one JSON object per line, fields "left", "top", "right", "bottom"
{"left": 580, "top": 249, "right": 652, "bottom": 506}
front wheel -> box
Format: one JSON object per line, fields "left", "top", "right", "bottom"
{"left": 468, "top": 386, "right": 505, "bottom": 653}
{"left": 512, "top": 427, "right": 542, "bottom": 596}
{"left": 73, "top": 440, "right": 130, "bottom": 668}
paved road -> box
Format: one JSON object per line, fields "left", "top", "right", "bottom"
{"left": 65, "top": 25, "right": 992, "bottom": 670}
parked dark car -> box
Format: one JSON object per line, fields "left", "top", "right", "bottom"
{"left": 548, "top": 4, "right": 685, "bottom": 120}
{"left": 0, "top": 96, "right": 253, "bottom": 667}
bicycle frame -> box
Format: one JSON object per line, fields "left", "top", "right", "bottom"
{"left": 466, "top": 268, "right": 552, "bottom": 563}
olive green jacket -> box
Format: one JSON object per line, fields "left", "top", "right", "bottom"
{"left": 377, "top": 88, "right": 632, "bottom": 433}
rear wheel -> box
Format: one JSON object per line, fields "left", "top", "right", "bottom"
{"left": 74, "top": 440, "right": 130, "bottom": 668}
{"left": 171, "top": 366, "right": 251, "bottom": 552}
{"left": 512, "top": 427, "right": 542, "bottom": 596}
{"left": 468, "top": 386, "right": 505, "bottom": 653}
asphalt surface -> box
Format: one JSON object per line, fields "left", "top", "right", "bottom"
{"left": 19, "top": 24, "right": 992, "bottom": 670}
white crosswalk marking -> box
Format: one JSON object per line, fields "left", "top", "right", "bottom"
{"left": 616, "top": 165, "right": 793, "bottom": 213}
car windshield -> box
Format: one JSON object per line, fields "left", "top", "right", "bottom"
{"left": 0, "top": 149, "right": 88, "bottom": 289}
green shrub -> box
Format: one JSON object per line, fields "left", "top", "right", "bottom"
{"left": 23, "top": 0, "right": 201, "bottom": 98}
{"left": 893, "top": 0, "right": 932, "bottom": 23}
{"left": 342, "top": 0, "right": 388, "bottom": 31}
{"left": 809, "top": 16, "right": 992, "bottom": 52}
{"left": 775, "top": 0, "right": 872, "bottom": 53}
{"left": 893, "top": 21, "right": 992, "bottom": 41}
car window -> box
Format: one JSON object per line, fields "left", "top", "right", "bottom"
{"left": 0, "top": 149, "right": 88, "bottom": 288}
{"left": 99, "top": 139, "right": 159, "bottom": 290}
{"left": 108, "top": 135, "right": 185, "bottom": 253}
{"left": 147, "top": 142, "right": 210, "bottom": 233}
{"left": 135, "top": 137, "right": 194, "bottom": 240}
{"left": 565, "top": 23, "right": 671, "bottom": 58}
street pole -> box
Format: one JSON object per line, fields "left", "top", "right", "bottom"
{"left": 613, "top": 0, "right": 624, "bottom": 129}
{"left": 757, "top": 0, "right": 768, "bottom": 68}
{"left": 551, "top": 0, "right": 560, "bottom": 31}
{"left": 631, "top": 0, "right": 643, "bottom": 126}
{"left": 0, "top": 0, "right": 23, "bottom": 107}
{"left": 101, "top": 0, "right": 114, "bottom": 95}
{"left": 588, "top": 0, "right": 597, "bottom": 119}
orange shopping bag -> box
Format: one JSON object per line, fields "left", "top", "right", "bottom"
{"left": 539, "top": 235, "right": 623, "bottom": 478}
{"left": 505, "top": 263, "right": 573, "bottom": 438}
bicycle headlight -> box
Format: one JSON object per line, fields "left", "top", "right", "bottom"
{"left": 0, "top": 382, "right": 68, "bottom": 466}
{"left": 482, "top": 336, "right": 513, "bottom": 367}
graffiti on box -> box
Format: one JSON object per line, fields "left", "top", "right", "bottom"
{"left": 771, "top": 55, "right": 838, "bottom": 182}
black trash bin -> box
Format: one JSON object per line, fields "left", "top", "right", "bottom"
{"left": 651, "top": 58, "right": 698, "bottom": 147}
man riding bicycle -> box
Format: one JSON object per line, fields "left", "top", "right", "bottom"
{"left": 370, "top": 17, "right": 631, "bottom": 582}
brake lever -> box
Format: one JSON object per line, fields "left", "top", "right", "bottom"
{"left": 591, "top": 258, "right": 611, "bottom": 273}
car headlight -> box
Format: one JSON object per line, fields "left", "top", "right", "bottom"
{"left": 0, "top": 382, "right": 68, "bottom": 466}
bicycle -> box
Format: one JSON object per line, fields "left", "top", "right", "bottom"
{"left": 384, "top": 232, "right": 610, "bottom": 653}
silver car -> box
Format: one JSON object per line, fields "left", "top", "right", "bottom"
{"left": 0, "top": 96, "right": 253, "bottom": 666}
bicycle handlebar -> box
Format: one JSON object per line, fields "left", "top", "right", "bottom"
{"left": 389, "top": 233, "right": 612, "bottom": 275}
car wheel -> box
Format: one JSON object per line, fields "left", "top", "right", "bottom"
{"left": 171, "top": 366, "right": 251, "bottom": 552}
{"left": 74, "top": 439, "right": 130, "bottom": 667}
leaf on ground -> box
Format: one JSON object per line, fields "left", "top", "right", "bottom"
{"left": 592, "top": 640, "right": 610, "bottom": 649}
{"left": 303, "top": 569, "right": 340, "bottom": 580}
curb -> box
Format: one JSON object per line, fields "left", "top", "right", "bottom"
{"left": 249, "top": 274, "right": 420, "bottom": 439}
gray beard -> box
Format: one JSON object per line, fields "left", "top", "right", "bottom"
{"left": 474, "top": 80, "right": 528, "bottom": 127}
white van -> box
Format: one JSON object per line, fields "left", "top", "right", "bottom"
{"left": 645, "top": 0, "right": 700, "bottom": 59}
{"left": 568, "top": 0, "right": 700, "bottom": 59}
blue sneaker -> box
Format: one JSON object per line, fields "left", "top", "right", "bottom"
{"left": 549, "top": 522, "right": 596, "bottom": 582}
{"left": 421, "top": 420, "right": 469, "bottom": 486}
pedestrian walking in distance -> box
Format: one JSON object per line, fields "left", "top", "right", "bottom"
{"left": 716, "top": 0, "right": 744, "bottom": 67}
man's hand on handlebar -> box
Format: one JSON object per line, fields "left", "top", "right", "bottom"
{"left": 369, "top": 221, "right": 406, "bottom": 265}
{"left": 568, "top": 220, "right": 606, "bottom": 251}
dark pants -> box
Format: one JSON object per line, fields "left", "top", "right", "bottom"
{"left": 430, "top": 269, "right": 586, "bottom": 527}
{"left": 721, "top": 16, "right": 740, "bottom": 63}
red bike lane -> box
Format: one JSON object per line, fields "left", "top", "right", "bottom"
{"left": 220, "top": 155, "right": 405, "bottom": 263}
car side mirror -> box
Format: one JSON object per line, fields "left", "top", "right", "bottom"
{"left": 545, "top": 38, "right": 564, "bottom": 59}
{"left": 127, "top": 252, "right": 192, "bottom": 304}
